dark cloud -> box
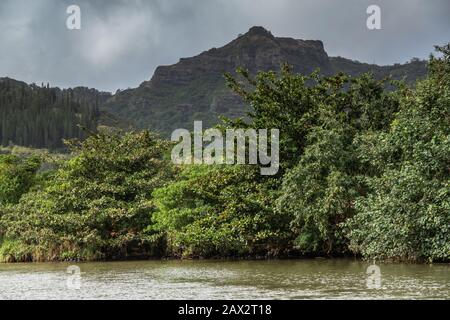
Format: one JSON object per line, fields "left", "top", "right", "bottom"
{"left": 0, "top": 0, "right": 448, "bottom": 91}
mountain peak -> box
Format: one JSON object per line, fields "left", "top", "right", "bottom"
{"left": 246, "top": 26, "right": 274, "bottom": 38}
{"left": 144, "top": 26, "right": 333, "bottom": 91}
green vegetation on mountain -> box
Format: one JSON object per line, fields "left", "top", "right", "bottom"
{"left": 0, "top": 44, "right": 447, "bottom": 263}
{"left": 330, "top": 56, "right": 427, "bottom": 84}
{"left": 0, "top": 78, "right": 110, "bottom": 149}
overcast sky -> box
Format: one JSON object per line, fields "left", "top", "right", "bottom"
{"left": 0, "top": 0, "right": 449, "bottom": 92}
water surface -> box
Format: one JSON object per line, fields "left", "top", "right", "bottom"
{"left": 0, "top": 259, "right": 448, "bottom": 299}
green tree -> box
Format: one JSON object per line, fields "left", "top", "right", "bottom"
{"left": 151, "top": 165, "right": 292, "bottom": 258}
{"left": 345, "top": 45, "right": 450, "bottom": 262}
{"left": 0, "top": 154, "right": 41, "bottom": 205}
{"left": 226, "top": 66, "right": 401, "bottom": 255}
{"left": 276, "top": 73, "right": 400, "bottom": 255}
{"left": 0, "top": 130, "right": 175, "bottom": 262}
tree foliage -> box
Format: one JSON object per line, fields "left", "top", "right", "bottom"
{"left": 0, "top": 79, "right": 105, "bottom": 149}
{"left": 151, "top": 165, "right": 291, "bottom": 258}
{"left": 0, "top": 154, "right": 41, "bottom": 205}
{"left": 0, "top": 45, "right": 448, "bottom": 263}
{"left": 0, "top": 130, "right": 175, "bottom": 261}
{"left": 345, "top": 45, "right": 450, "bottom": 262}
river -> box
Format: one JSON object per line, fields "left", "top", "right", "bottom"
{"left": 0, "top": 259, "right": 448, "bottom": 300}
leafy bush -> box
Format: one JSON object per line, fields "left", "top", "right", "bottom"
{"left": 151, "top": 165, "right": 292, "bottom": 258}
{"left": 345, "top": 47, "right": 450, "bottom": 262}
{"left": 0, "top": 130, "right": 175, "bottom": 261}
{"left": 0, "top": 154, "right": 41, "bottom": 205}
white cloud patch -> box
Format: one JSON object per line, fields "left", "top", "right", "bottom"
{"left": 79, "top": 6, "right": 160, "bottom": 67}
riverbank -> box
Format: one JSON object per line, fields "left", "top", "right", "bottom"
{"left": 2, "top": 251, "right": 448, "bottom": 265}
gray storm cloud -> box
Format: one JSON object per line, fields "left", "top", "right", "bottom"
{"left": 0, "top": 0, "right": 449, "bottom": 91}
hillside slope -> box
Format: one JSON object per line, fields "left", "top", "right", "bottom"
{"left": 0, "top": 77, "right": 111, "bottom": 149}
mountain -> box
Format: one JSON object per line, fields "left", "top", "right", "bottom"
{"left": 330, "top": 56, "right": 427, "bottom": 82}
{"left": 102, "top": 26, "right": 427, "bottom": 136}
{"left": 0, "top": 26, "right": 428, "bottom": 148}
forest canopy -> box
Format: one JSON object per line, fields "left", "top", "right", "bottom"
{"left": 0, "top": 79, "right": 107, "bottom": 149}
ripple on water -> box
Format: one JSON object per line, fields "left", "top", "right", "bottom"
{"left": 0, "top": 260, "right": 449, "bottom": 300}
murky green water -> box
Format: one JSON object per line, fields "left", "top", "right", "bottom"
{"left": 0, "top": 259, "right": 448, "bottom": 300}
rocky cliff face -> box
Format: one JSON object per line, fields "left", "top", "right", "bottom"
{"left": 102, "top": 26, "right": 427, "bottom": 136}
{"left": 145, "top": 26, "right": 332, "bottom": 88}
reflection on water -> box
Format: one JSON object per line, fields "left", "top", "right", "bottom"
{"left": 0, "top": 259, "right": 448, "bottom": 300}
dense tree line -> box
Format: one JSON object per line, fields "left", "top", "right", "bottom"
{"left": 0, "top": 45, "right": 448, "bottom": 263}
{"left": 0, "top": 79, "right": 103, "bottom": 149}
